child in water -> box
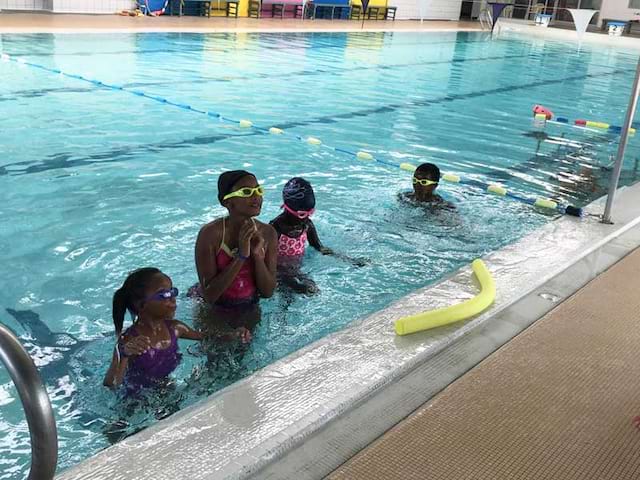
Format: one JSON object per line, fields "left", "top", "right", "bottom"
{"left": 269, "top": 177, "right": 335, "bottom": 295}
{"left": 400, "top": 162, "right": 454, "bottom": 209}
{"left": 103, "top": 267, "right": 206, "bottom": 391}
{"left": 194, "top": 170, "right": 277, "bottom": 332}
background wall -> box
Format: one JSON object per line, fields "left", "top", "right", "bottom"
{"left": 0, "top": 0, "right": 136, "bottom": 12}
{"left": 599, "top": 0, "right": 640, "bottom": 22}
{"left": 395, "top": 0, "right": 463, "bottom": 20}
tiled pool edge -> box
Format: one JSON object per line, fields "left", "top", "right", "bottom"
{"left": 56, "top": 184, "right": 640, "bottom": 480}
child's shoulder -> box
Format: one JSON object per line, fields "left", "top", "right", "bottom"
{"left": 198, "top": 218, "right": 224, "bottom": 240}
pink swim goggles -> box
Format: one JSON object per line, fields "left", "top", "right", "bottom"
{"left": 282, "top": 203, "right": 315, "bottom": 219}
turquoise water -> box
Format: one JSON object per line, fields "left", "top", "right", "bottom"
{"left": 1, "top": 30, "right": 640, "bottom": 478}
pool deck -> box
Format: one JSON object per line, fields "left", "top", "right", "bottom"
{"left": 0, "top": 13, "right": 481, "bottom": 33}
{"left": 328, "top": 245, "right": 640, "bottom": 480}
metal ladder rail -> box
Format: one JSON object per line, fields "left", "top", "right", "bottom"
{"left": 0, "top": 322, "right": 58, "bottom": 480}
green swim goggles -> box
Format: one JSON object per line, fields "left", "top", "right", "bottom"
{"left": 223, "top": 186, "right": 265, "bottom": 201}
{"left": 413, "top": 177, "right": 438, "bottom": 186}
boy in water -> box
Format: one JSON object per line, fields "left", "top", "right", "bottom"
{"left": 400, "top": 162, "right": 449, "bottom": 205}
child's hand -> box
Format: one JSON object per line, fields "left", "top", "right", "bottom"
{"left": 238, "top": 220, "right": 256, "bottom": 258}
{"left": 351, "top": 257, "right": 369, "bottom": 268}
{"left": 234, "top": 327, "right": 252, "bottom": 344}
{"left": 320, "top": 247, "right": 334, "bottom": 255}
{"left": 251, "top": 232, "right": 266, "bottom": 260}
{"left": 121, "top": 335, "right": 151, "bottom": 357}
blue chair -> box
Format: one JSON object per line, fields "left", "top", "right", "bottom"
{"left": 138, "top": 0, "right": 169, "bottom": 15}
{"left": 311, "top": 0, "right": 350, "bottom": 19}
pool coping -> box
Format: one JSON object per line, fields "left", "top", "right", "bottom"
{"left": 55, "top": 180, "right": 640, "bottom": 480}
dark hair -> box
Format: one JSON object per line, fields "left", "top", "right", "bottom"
{"left": 112, "top": 267, "right": 163, "bottom": 336}
{"left": 282, "top": 177, "right": 315, "bottom": 211}
{"left": 217, "top": 170, "right": 256, "bottom": 205}
{"left": 415, "top": 163, "right": 440, "bottom": 182}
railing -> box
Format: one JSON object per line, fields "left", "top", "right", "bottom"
{"left": 0, "top": 322, "right": 58, "bottom": 480}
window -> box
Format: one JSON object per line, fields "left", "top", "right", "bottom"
{"left": 630, "top": 0, "right": 640, "bottom": 9}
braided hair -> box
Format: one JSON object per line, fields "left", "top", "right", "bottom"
{"left": 112, "top": 267, "right": 163, "bottom": 336}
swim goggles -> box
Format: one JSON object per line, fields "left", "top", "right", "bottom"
{"left": 413, "top": 177, "right": 438, "bottom": 186}
{"left": 146, "top": 287, "right": 179, "bottom": 302}
{"left": 223, "top": 186, "right": 264, "bottom": 201}
{"left": 282, "top": 203, "right": 315, "bottom": 219}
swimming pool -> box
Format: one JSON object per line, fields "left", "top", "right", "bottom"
{"left": 1, "top": 30, "right": 640, "bottom": 479}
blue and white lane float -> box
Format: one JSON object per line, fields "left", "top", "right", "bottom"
{"left": 1, "top": 53, "right": 582, "bottom": 217}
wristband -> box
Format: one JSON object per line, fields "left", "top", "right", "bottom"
{"left": 236, "top": 252, "right": 249, "bottom": 261}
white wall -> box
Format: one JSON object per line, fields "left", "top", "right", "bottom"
{"left": 395, "top": 0, "right": 463, "bottom": 20}
{"left": 0, "top": 0, "right": 135, "bottom": 12}
{"left": 50, "top": 0, "right": 135, "bottom": 13}
{"left": 600, "top": 0, "right": 640, "bottom": 22}
{"left": 0, "top": 0, "right": 43, "bottom": 10}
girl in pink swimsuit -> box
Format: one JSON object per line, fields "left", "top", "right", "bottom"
{"left": 270, "top": 177, "right": 333, "bottom": 295}
{"left": 194, "top": 170, "right": 278, "bottom": 334}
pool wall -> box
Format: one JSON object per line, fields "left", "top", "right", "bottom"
{"left": 55, "top": 181, "right": 640, "bottom": 480}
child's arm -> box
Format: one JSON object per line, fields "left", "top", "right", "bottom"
{"left": 307, "top": 221, "right": 333, "bottom": 254}
{"left": 103, "top": 335, "right": 150, "bottom": 388}
{"left": 251, "top": 224, "right": 278, "bottom": 298}
{"left": 103, "top": 345, "right": 129, "bottom": 388}
{"left": 308, "top": 220, "right": 369, "bottom": 267}
{"left": 172, "top": 320, "right": 205, "bottom": 341}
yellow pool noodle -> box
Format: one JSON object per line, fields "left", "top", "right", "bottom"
{"left": 356, "top": 151, "right": 374, "bottom": 161}
{"left": 534, "top": 198, "right": 558, "bottom": 209}
{"left": 307, "top": 137, "right": 322, "bottom": 145}
{"left": 399, "top": 163, "right": 417, "bottom": 172}
{"left": 239, "top": 119, "right": 253, "bottom": 128}
{"left": 269, "top": 127, "right": 283, "bottom": 135}
{"left": 394, "top": 259, "right": 495, "bottom": 336}
{"left": 442, "top": 173, "right": 461, "bottom": 183}
{"left": 487, "top": 184, "right": 507, "bottom": 196}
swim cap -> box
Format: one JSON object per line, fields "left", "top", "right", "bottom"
{"left": 282, "top": 177, "right": 315, "bottom": 211}
{"left": 218, "top": 170, "right": 255, "bottom": 204}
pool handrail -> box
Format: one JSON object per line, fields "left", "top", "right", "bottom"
{"left": 0, "top": 321, "right": 58, "bottom": 480}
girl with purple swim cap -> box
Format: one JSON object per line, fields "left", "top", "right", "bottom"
{"left": 270, "top": 177, "right": 367, "bottom": 296}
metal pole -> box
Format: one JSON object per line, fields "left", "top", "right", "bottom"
{"left": 602, "top": 56, "right": 640, "bottom": 224}
{"left": 0, "top": 322, "right": 58, "bottom": 480}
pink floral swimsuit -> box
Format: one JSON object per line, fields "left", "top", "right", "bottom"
{"left": 277, "top": 230, "right": 307, "bottom": 257}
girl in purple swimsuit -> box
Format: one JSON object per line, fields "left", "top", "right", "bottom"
{"left": 103, "top": 267, "right": 206, "bottom": 391}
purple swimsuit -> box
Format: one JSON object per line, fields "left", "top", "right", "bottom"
{"left": 123, "top": 321, "right": 182, "bottom": 390}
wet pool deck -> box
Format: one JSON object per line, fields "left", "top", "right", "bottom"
{"left": 0, "top": 13, "right": 481, "bottom": 33}
{"left": 328, "top": 245, "right": 640, "bottom": 480}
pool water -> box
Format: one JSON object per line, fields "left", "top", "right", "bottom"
{"left": 2, "top": 30, "right": 640, "bottom": 479}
